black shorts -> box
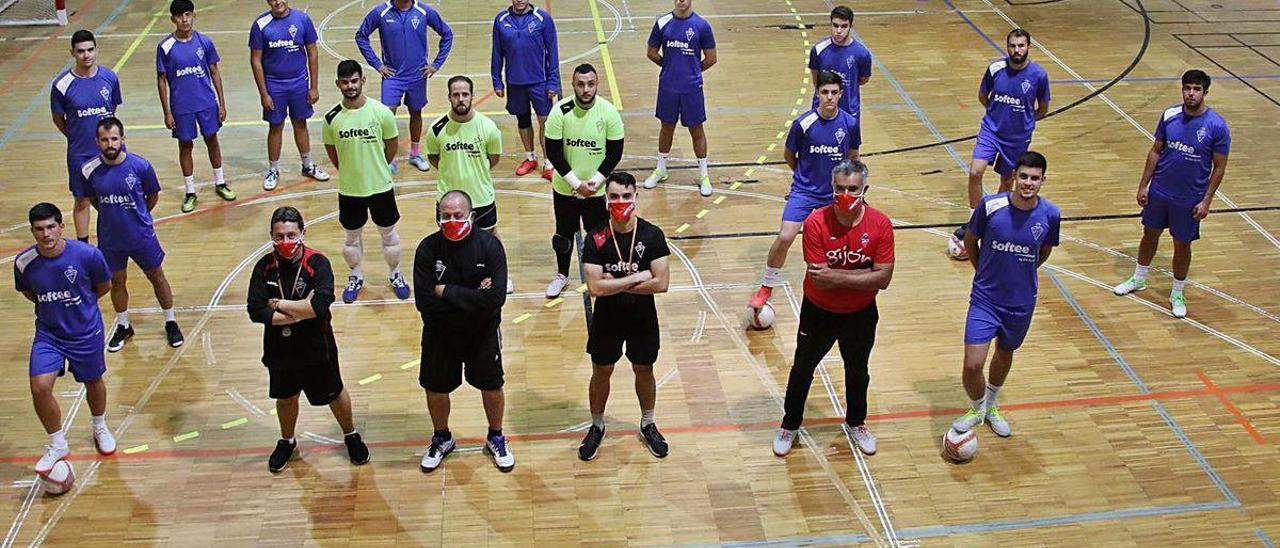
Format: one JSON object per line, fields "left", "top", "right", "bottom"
{"left": 419, "top": 326, "right": 504, "bottom": 393}
{"left": 552, "top": 192, "right": 607, "bottom": 239}
{"left": 473, "top": 202, "right": 498, "bottom": 231}
{"left": 268, "top": 359, "right": 345, "bottom": 406}
{"left": 338, "top": 189, "right": 400, "bottom": 230}
{"left": 586, "top": 309, "right": 660, "bottom": 366}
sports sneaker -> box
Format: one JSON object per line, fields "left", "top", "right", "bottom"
{"left": 301, "top": 163, "right": 330, "bottom": 182}
{"left": 389, "top": 161, "right": 399, "bottom": 175}
{"left": 342, "top": 275, "right": 364, "bottom": 304}
{"left": 506, "top": 277, "right": 515, "bottom": 295}
{"left": 267, "top": 439, "right": 297, "bottom": 473}
{"left": 35, "top": 445, "right": 69, "bottom": 475}
{"left": 515, "top": 158, "right": 539, "bottom": 176}
{"left": 419, "top": 432, "right": 455, "bottom": 473}
{"left": 106, "top": 324, "right": 134, "bottom": 353}
{"left": 545, "top": 273, "right": 569, "bottom": 298}
{"left": 1170, "top": 292, "right": 1188, "bottom": 319}
{"left": 749, "top": 285, "right": 773, "bottom": 310}
{"left": 639, "top": 423, "right": 669, "bottom": 458}
{"left": 1113, "top": 275, "right": 1148, "bottom": 296}
{"left": 846, "top": 424, "right": 877, "bottom": 455}
{"left": 773, "top": 428, "right": 796, "bottom": 457}
{"left": 698, "top": 175, "right": 713, "bottom": 197}
{"left": 390, "top": 272, "right": 411, "bottom": 300}
{"left": 408, "top": 154, "right": 431, "bottom": 172}
{"left": 986, "top": 406, "right": 1011, "bottom": 438}
{"left": 485, "top": 434, "right": 515, "bottom": 473}
{"left": 92, "top": 424, "right": 116, "bottom": 455}
{"left": 214, "top": 184, "right": 237, "bottom": 201}
{"left": 181, "top": 193, "right": 198, "bottom": 213}
{"left": 165, "top": 321, "right": 185, "bottom": 348}
{"left": 345, "top": 432, "right": 370, "bottom": 465}
{"left": 541, "top": 167, "right": 553, "bottom": 181}
{"left": 578, "top": 425, "right": 605, "bottom": 461}
{"left": 263, "top": 168, "right": 279, "bottom": 191}
{"left": 642, "top": 169, "right": 668, "bottom": 189}
{"left": 952, "top": 407, "right": 984, "bottom": 433}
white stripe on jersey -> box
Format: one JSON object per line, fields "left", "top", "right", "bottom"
{"left": 15, "top": 248, "right": 38, "bottom": 274}
{"left": 984, "top": 195, "right": 1010, "bottom": 216}
{"left": 531, "top": 7, "right": 545, "bottom": 22}
{"left": 1162, "top": 105, "right": 1182, "bottom": 122}
{"left": 656, "top": 12, "right": 674, "bottom": 30}
{"left": 987, "top": 59, "right": 1007, "bottom": 77}
{"left": 54, "top": 72, "right": 75, "bottom": 96}
{"left": 798, "top": 111, "right": 821, "bottom": 133}
{"left": 255, "top": 14, "right": 272, "bottom": 30}
{"left": 159, "top": 36, "right": 177, "bottom": 55}
{"left": 411, "top": 0, "right": 427, "bottom": 16}
{"left": 79, "top": 156, "right": 102, "bottom": 181}
{"left": 813, "top": 38, "right": 833, "bottom": 56}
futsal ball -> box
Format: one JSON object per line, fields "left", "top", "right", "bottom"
{"left": 941, "top": 428, "right": 978, "bottom": 463}
{"left": 946, "top": 235, "right": 967, "bottom": 260}
{"left": 40, "top": 459, "right": 75, "bottom": 496}
{"left": 748, "top": 303, "right": 775, "bottom": 330}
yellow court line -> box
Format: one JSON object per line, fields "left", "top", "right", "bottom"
{"left": 576, "top": 284, "right": 589, "bottom": 294}
{"left": 358, "top": 373, "right": 383, "bottom": 385}
{"left": 744, "top": 168, "right": 755, "bottom": 177}
{"left": 729, "top": 181, "right": 743, "bottom": 191}
{"left": 400, "top": 359, "right": 420, "bottom": 370}
{"left": 173, "top": 431, "right": 200, "bottom": 443}
{"left": 221, "top": 417, "right": 248, "bottom": 429}
{"left": 713, "top": 196, "right": 725, "bottom": 205}
{"left": 512, "top": 312, "right": 533, "bottom": 324}
{"left": 695, "top": 209, "right": 709, "bottom": 219}
{"left": 269, "top": 408, "right": 277, "bottom": 415}
{"left": 122, "top": 444, "right": 149, "bottom": 454}
{"left": 587, "top": 0, "right": 624, "bottom": 109}
{"left": 128, "top": 110, "right": 511, "bottom": 132}
{"left": 545, "top": 297, "right": 565, "bottom": 308}
{"left": 112, "top": 8, "right": 167, "bottom": 73}
{"left": 675, "top": 223, "right": 690, "bottom": 234}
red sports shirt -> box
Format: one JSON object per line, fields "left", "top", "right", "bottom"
{"left": 801, "top": 204, "right": 895, "bottom": 313}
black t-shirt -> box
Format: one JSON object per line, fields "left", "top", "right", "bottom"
{"left": 412, "top": 229, "right": 508, "bottom": 333}
{"left": 246, "top": 248, "right": 339, "bottom": 369}
{"left": 581, "top": 218, "right": 670, "bottom": 315}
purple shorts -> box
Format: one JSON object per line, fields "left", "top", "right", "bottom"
{"left": 381, "top": 76, "right": 428, "bottom": 111}
{"left": 173, "top": 106, "right": 221, "bottom": 141}
{"left": 972, "top": 127, "right": 1028, "bottom": 177}
{"left": 655, "top": 84, "right": 707, "bottom": 127}
{"left": 1141, "top": 189, "right": 1200, "bottom": 242}
{"left": 505, "top": 82, "right": 554, "bottom": 117}
{"left": 102, "top": 236, "right": 165, "bottom": 273}
{"left": 782, "top": 191, "right": 829, "bottom": 223}
{"left": 67, "top": 153, "right": 96, "bottom": 199}
{"left": 264, "top": 84, "right": 314, "bottom": 125}
{"left": 30, "top": 334, "right": 106, "bottom": 383}
{"left": 964, "top": 296, "right": 1035, "bottom": 352}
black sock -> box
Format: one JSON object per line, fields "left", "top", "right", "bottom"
{"left": 555, "top": 251, "right": 571, "bottom": 277}
{"left": 77, "top": 236, "right": 89, "bottom": 243}
{"left": 487, "top": 428, "right": 502, "bottom": 439}
{"left": 434, "top": 429, "right": 451, "bottom": 440}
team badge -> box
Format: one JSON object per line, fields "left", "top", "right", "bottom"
{"left": 99, "top": 86, "right": 111, "bottom": 103}
{"left": 527, "top": 20, "right": 537, "bottom": 31}
{"left": 434, "top": 260, "right": 446, "bottom": 280}
{"left": 1196, "top": 127, "right": 1207, "bottom": 142}
{"left": 1020, "top": 79, "right": 1032, "bottom": 94}
{"left": 1031, "top": 222, "right": 1045, "bottom": 242}
{"left": 125, "top": 172, "right": 138, "bottom": 190}
{"left": 196, "top": 46, "right": 205, "bottom": 60}
{"left": 63, "top": 265, "right": 78, "bottom": 285}
{"left": 860, "top": 233, "right": 870, "bottom": 246}
{"left": 411, "top": 15, "right": 420, "bottom": 29}
{"left": 635, "top": 241, "right": 646, "bottom": 258}
{"left": 834, "top": 127, "right": 846, "bottom": 145}
{"left": 292, "top": 277, "right": 307, "bottom": 297}
{"left": 288, "top": 24, "right": 298, "bottom": 40}
{"left": 685, "top": 28, "right": 695, "bottom": 42}
{"left": 846, "top": 56, "right": 856, "bottom": 69}
{"left": 596, "top": 119, "right": 606, "bottom": 133}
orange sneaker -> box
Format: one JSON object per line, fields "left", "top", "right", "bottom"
{"left": 749, "top": 286, "right": 773, "bottom": 309}
{"left": 515, "top": 159, "right": 538, "bottom": 176}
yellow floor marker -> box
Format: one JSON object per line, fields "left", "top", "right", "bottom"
{"left": 696, "top": 209, "right": 709, "bottom": 219}
{"left": 545, "top": 297, "right": 565, "bottom": 308}
{"left": 400, "top": 359, "right": 420, "bottom": 370}
{"left": 221, "top": 417, "right": 248, "bottom": 430}
{"left": 713, "top": 196, "right": 726, "bottom": 205}
{"left": 122, "top": 444, "right": 149, "bottom": 454}
{"left": 512, "top": 313, "right": 533, "bottom": 324}
{"left": 359, "top": 374, "right": 383, "bottom": 385}
{"left": 675, "top": 223, "right": 691, "bottom": 234}
{"left": 173, "top": 431, "right": 200, "bottom": 443}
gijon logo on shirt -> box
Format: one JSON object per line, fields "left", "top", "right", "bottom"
{"left": 825, "top": 245, "right": 870, "bottom": 268}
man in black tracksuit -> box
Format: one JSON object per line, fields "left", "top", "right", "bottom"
{"left": 413, "top": 190, "right": 513, "bottom": 474}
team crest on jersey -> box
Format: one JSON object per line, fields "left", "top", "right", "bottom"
{"left": 125, "top": 173, "right": 138, "bottom": 190}
{"left": 288, "top": 24, "right": 298, "bottom": 39}
{"left": 595, "top": 119, "right": 606, "bottom": 133}
{"left": 834, "top": 127, "right": 846, "bottom": 145}
{"left": 860, "top": 232, "right": 870, "bottom": 246}
{"left": 63, "top": 265, "right": 78, "bottom": 285}
{"left": 434, "top": 260, "right": 445, "bottom": 280}
{"left": 635, "top": 241, "right": 646, "bottom": 258}
{"left": 1020, "top": 79, "right": 1031, "bottom": 94}
{"left": 527, "top": 20, "right": 538, "bottom": 31}
{"left": 1196, "top": 127, "right": 1207, "bottom": 142}
{"left": 196, "top": 47, "right": 205, "bottom": 60}
{"left": 292, "top": 276, "right": 307, "bottom": 297}
{"left": 99, "top": 86, "right": 111, "bottom": 103}
{"left": 685, "top": 27, "right": 695, "bottom": 42}
{"left": 411, "top": 15, "right": 420, "bottom": 29}
{"left": 1031, "top": 222, "right": 1045, "bottom": 242}
{"left": 846, "top": 56, "right": 856, "bottom": 69}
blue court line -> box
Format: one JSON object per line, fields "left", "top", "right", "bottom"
{"left": 1051, "top": 74, "right": 1280, "bottom": 84}
{"left": 0, "top": 0, "right": 136, "bottom": 154}
{"left": 943, "top": 0, "right": 1006, "bottom": 55}
{"left": 1259, "top": 528, "right": 1277, "bottom": 548}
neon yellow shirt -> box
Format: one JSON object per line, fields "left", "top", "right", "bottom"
{"left": 545, "top": 96, "right": 624, "bottom": 197}
{"left": 424, "top": 112, "right": 503, "bottom": 207}
{"left": 322, "top": 98, "right": 399, "bottom": 197}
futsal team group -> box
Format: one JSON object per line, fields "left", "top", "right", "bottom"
{"left": 16, "top": 0, "right": 1230, "bottom": 475}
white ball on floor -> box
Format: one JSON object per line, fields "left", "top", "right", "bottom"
{"left": 941, "top": 427, "right": 978, "bottom": 463}
{"left": 748, "top": 303, "right": 775, "bottom": 330}
{"left": 40, "top": 459, "right": 75, "bottom": 496}
{"left": 946, "top": 235, "right": 967, "bottom": 260}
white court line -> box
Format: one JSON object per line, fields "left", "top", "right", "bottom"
{"left": 2, "top": 382, "right": 87, "bottom": 548}
{"left": 979, "top": 0, "right": 1280, "bottom": 253}
{"left": 227, "top": 388, "right": 267, "bottom": 417}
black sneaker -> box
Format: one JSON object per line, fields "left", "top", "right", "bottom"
{"left": 639, "top": 423, "right": 669, "bottom": 458}
{"left": 165, "top": 321, "right": 185, "bottom": 348}
{"left": 268, "top": 439, "right": 297, "bottom": 473}
{"left": 578, "top": 425, "right": 605, "bottom": 461}
{"left": 345, "top": 432, "right": 370, "bottom": 465}
{"left": 106, "top": 324, "right": 134, "bottom": 353}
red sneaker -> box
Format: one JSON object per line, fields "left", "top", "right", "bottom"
{"left": 515, "top": 159, "right": 538, "bottom": 176}
{"left": 541, "top": 168, "right": 554, "bottom": 181}
{"left": 749, "top": 286, "right": 773, "bottom": 309}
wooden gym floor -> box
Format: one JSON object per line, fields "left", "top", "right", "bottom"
{"left": 1, "top": 0, "right": 1279, "bottom": 545}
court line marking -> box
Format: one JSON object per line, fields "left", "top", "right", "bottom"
{"left": 0, "top": 0, "right": 102, "bottom": 98}
{"left": 1195, "top": 369, "right": 1266, "bottom": 444}
{"left": 1259, "top": 528, "right": 1277, "bottom": 548}
{"left": 587, "top": 0, "right": 624, "bottom": 109}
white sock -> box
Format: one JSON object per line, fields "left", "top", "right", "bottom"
{"left": 344, "top": 429, "right": 357, "bottom": 437}
{"left": 301, "top": 152, "right": 312, "bottom": 167}
{"left": 183, "top": 175, "right": 196, "bottom": 194}
{"left": 213, "top": 167, "right": 225, "bottom": 186}
{"left": 656, "top": 152, "right": 669, "bottom": 171}
{"left": 377, "top": 225, "right": 401, "bottom": 273}
{"left": 762, "top": 266, "right": 782, "bottom": 288}
{"left": 525, "top": 151, "right": 536, "bottom": 161}
{"left": 163, "top": 308, "right": 176, "bottom": 322}
{"left": 268, "top": 160, "right": 279, "bottom": 171}
{"left": 283, "top": 437, "right": 295, "bottom": 444}
{"left": 591, "top": 413, "right": 605, "bottom": 429}
{"left": 350, "top": 266, "right": 363, "bottom": 280}
{"left": 640, "top": 409, "right": 655, "bottom": 428}
{"left": 543, "top": 158, "right": 553, "bottom": 169}
{"left": 983, "top": 383, "right": 1001, "bottom": 410}
{"left": 50, "top": 429, "right": 67, "bottom": 448}
{"left": 1172, "top": 278, "right": 1186, "bottom": 295}
{"left": 1134, "top": 265, "right": 1149, "bottom": 283}
{"left": 92, "top": 414, "right": 107, "bottom": 429}
{"left": 698, "top": 157, "right": 709, "bottom": 179}
{"left": 970, "top": 398, "right": 985, "bottom": 413}
{"left": 116, "top": 311, "right": 130, "bottom": 327}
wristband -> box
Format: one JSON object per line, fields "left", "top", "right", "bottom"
{"left": 563, "top": 172, "right": 583, "bottom": 190}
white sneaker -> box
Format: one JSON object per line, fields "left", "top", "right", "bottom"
{"left": 846, "top": 424, "right": 877, "bottom": 455}
{"left": 35, "top": 444, "right": 69, "bottom": 474}
{"left": 545, "top": 273, "right": 569, "bottom": 298}
{"left": 506, "top": 277, "right": 515, "bottom": 294}
{"left": 697, "top": 175, "right": 713, "bottom": 197}
{"left": 262, "top": 168, "right": 279, "bottom": 191}
{"left": 773, "top": 428, "right": 796, "bottom": 457}
{"left": 408, "top": 154, "right": 431, "bottom": 172}
{"left": 1113, "top": 275, "right": 1148, "bottom": 296}
{"left": 388, "top": 161, "right": 399, "bottom": 175}
{"left": 1171, "top": 292, "right": 1187, "bottom": 318}
{"left": 301, "top": 163, "right": 331, "bottom": 182}
{"left": 93, "top": 424, "right": 116, "bottom": 455}
{"left": 642, "top": 169, "right": 668, "bottom": 189}
{"left": 419, "top": 434, "right": 455, "bottom": 473}
{"left": 985, "top": 406, "right": 1011, "bottom": 438}
{"left": 484, "top": 435, "right": 515, "bottom": 473}
{"left": 952, "top": 407, "right": 984, "bottom": 433}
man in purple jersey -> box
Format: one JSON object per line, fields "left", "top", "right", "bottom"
{"left": 157, "top": 0, "right": 235, "bottom": 214}
{"left": 80, "top": 118, "right": 185, "bottom": 353}
{"left": 952, "top": 151, "right": 1060, "bottom": 439}
{"left": 15, "top": 203, "right": 116, "bottom": 474}
{"left": 51, "top": 30, "right": 122, "bottom": 243}
{"left": 642, "top": 0, "right": 717, "bottom": 197}
{"left": 808, "top": 6, "right": 871, "bottom": 155}
{"left": 491, "top": 0, "right": 560, "bottom": 180}
{"left": 949, "top": 29, "right": 1050, "bottom": 261}
{"left": 249, "top": 0, "right": 332, "bottom": 191}
{"left": 1112, "top": 70, "right": 1230, "bottom": 319}
{"left": 749, "top": 72, "right": 859, "bottom": 314}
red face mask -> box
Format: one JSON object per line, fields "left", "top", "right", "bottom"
{"left": 834, "top": 192, "right": 863, "bottom": 213}
{"left": 273, "top": 238, "right": 302, "bottom": 259}
{"left": 608, "top": 201, "right": 636, "bottom": 223}
{"left": 441, "top": 219, "right": 472, "bottom": 241}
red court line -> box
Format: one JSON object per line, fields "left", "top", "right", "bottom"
{"left": 0, "top": 0, "right": 101, "bottom": 99}
{"left": 6, "top": 379, "right": 1278, "bottom": 464}
{"left": 1196, "top": 368, "right": 1267, "bottom": 445}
